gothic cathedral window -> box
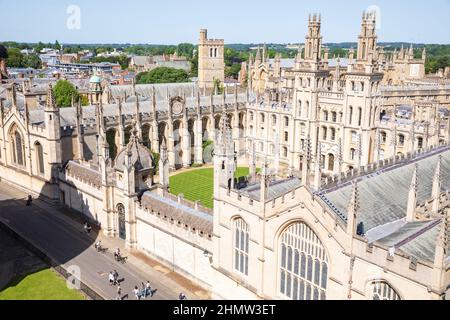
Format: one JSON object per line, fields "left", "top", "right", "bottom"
{"left": 233, "top": 218, "right": 249, "bottom": 276}
{"left": 279, "top": 222, "right": 328, "bottom": 300}
{"left": 370, "top": 281, "right": 401, "bottom": 300}
{"left": 10, "top": 128, "right": 25, "bottom": 167}
{"left": 35, "top": 142, "right": 44, "bottom": 175}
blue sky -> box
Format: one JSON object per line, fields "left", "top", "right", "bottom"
{"left": 1, "top": 0, "right": 449, "bottom": 44}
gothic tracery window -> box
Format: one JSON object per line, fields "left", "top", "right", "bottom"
{"left": 10, "top": 128, "right": 25, "bottom": 167}
{"left": 370, "top": 281, "right": 401, "bottom": 300}
{"left": 279, "top": 222, "right": 328, "bottom": 300}
{"left": 234, "top": 218, "right": 249, "bottom": 276}
{"left": 35, "top": 142, "right": 44, "bottom": 175}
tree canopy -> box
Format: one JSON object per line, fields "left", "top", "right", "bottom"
{"left": 53, "top": 80, "right": 84, "bottom": 108}
{"left": 136, "top": 67, "right": 190, "bottom": 84}
{"left": 6, "top": 48, "right": 42, "bottom": 69}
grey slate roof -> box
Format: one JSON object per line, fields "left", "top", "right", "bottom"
{"left": 30, "top": 90, "right": 249, "bottom": 129}
{"left": 109, "top": 83, "right": 197, "bottom": 102}
{"left": 399, "top": 225, "right": 449, "bottom": 263}
{"left": 240, "top": 177, "right": 302, "bottom": 202}
{"left": 320, "top": 147, "right": 450, "bottom": 232}
{"left": 131, "top": 56, "right": 152, "bottom": 67}
{"left": 319, "top": 146, "right": 450, "bottom": 263}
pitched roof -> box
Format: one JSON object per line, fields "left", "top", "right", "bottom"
{"left": 320, "top": 146, "right": 450, "bottom": 231}
{"left": 318, "top": 146, "right": 450, "bottom": 263}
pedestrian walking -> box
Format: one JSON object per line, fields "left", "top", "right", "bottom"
{"left": 95, "top": 240, "right": 102, "bottom": 252}
{"left": 133, "top": 286, "right": 141, "bottom": 300}
{"left": 113, "top": 270, "right": 119, "bottom": 285}
{"left": 141, "top": 282, "right": 146, "bottom": 298}
{"left": 26, "top": 195, "right": 32, "bottom": 206}
{"left": 108, "top": 272, "right": 115, "bottom": 286}
{"left": 116, "top": 285, "right": 122, "bottom": 300}
{"left": 179, "top": 292, "right": 187, "bottom": 300}
{"left": 114, "top": 248, "right": 121, "bottom": 261}
{"left": 146, "top": 281, "right": 152, "bottom": 297}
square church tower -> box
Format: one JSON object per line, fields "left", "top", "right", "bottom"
{"left": 198, "top": 29, "right": 225, "bottom": 90}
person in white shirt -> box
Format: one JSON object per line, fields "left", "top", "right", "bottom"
{"left": 108, "top": 272, "right": 115, "bottom": 286}
{"left": 133, "top": 286, "right": 140, "bottom": 300}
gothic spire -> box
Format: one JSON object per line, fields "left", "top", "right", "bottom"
{"left": 347, "top": 180, "right": 360, "bottom": 236}
{"left": 434, "top": 207, "right": 449, "bottom": 270}
{"left": 406, "top": 164, "right": 418, "bottom": 222}
{"left": 46, "top": 84, "right": 57, "bottom": 109}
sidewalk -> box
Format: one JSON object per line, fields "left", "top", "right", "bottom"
{"left": 0, "top": 183, "right": 210, "bottom": 300}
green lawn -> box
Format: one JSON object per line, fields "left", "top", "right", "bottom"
{"left": 170, "top": 167, "right": 251, "bottom": 209}
{"left": 0, "top": 269, "right": 85, "bottom": 300}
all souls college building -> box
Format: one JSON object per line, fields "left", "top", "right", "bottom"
{"left": 0, "top": 13, "right": 449, "bottom": 300}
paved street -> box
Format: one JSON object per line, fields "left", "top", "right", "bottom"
{"left": 0, "top": 182, "right": 206, "bottom": 300}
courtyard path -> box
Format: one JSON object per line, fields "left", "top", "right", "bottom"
{"left": 0, "top": 182, "right": 209, "bottom": 300}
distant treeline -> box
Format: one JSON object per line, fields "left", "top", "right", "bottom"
{"left": 1, "top": 41, "right": 448, "bottom": 76}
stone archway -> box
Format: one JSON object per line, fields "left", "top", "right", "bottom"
{"left": 173, "top": 120, "right": 183, "bottom": 169}
{"left": 202, "top": 117, "right": 210, "bottom": 141}
{"left": 188, "top": 119, "right": 195, "bottom": 163}
{"left": 142, "top": 124, "right": 152, "bottom": 149}
{"left": 106, "top": 129, "right": 118, "bottom": 159}
{"left": 158, "top": 122, "right": 168, "bottom": 148}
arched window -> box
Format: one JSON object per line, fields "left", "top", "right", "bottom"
{"left": 417, "top": 137, "right": 423, "bottom": 149}
{"left": 328, "top": 154, "right": 335, "bottom": 171}
{"left": 350, "top": 148, "right": 356, "bottom": 160}
{"left": 284, "top": 117, "right": 289, "bottom": 127}
{"left": 351, "top": 131, "right": 358, "bottom": 143}
{"left": 398, "top": 134, "right": 405, "bottom": 146}
{"left": 117, "top": 204, "right": 126, "bottom": 240}
{"left": 358, "top": 107, "right": 362, "bottom": 126}
{"left": 322, "top": 127, "right": 328, "bottom": 141}
{"left": 380, "top": 131, "right": 387, "bottom": 144}
{"left": 260, "top": 113, "right": 265, "bottom": 123}
{"left": 306, "top": 101, "right": 310, "bottom": 117}
{"left": 300, "top": 123, "right": 306, "bottom": 136}
{"left": 370, "top": 281, "right": 401, "bottom": 300}
{"left": 10, "top": 127, "right": 25, "bottom": 167}
{"left": 323, "top": 111, "right": 329, "bottom": 121}
{"left": 234, "top": 218, "right": 249, "bottom": 276}
{"left": 330, "top": 128, "right": 336, "bottom": 141}
{"left": 35, "top": 142, "right": 44, "bottom": 175}
{"left": 349, "top": 106, "right": 353, "bottom": 125}
{"left": 279, "top": 222, "right": 328, "bottom": 300}
{"left": 332, "top": 112, "right": 337, "bottom": 123}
